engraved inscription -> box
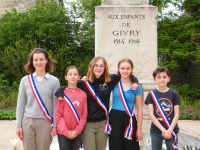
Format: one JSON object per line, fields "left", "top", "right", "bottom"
{"left": 108, "top": 14, "right": 145, "bottom": 45}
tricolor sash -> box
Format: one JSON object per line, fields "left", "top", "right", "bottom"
{"left": 63, "top": 93, "right": 83, "bottom": 148}
{"left": 117, "top": 81, "right": 134, "bottom": 140}
{"left": 28, "top": 74, "right": 53, "bottom": 130}
{"left": 63, "top": 94, "right": 80, "bottom": 123}
{"left": 83, "top": 81, "right": 112, "bottom": 134}
{"left": 150, "top": 90, "right": 179, "bottom": 148}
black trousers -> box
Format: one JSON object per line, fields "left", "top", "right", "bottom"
{"left": 57, "top": 134, "right": 82, "bottom": 150}
{"left": 109, "top": 109, "right": 140, "bottom": 150}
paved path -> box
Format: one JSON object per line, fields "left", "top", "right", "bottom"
{"left": 1, "top": 120, "right": 200, "bottom": 150}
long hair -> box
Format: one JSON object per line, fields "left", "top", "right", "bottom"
{"left": 87, "top": 56, "right": 111, "bottom": 83}
{"left": 24, "top": 48, "right": 56, "bottom": 74}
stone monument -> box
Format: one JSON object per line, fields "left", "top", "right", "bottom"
{"left": 95, "top": 0, "right": 158, "bottom": 130}
{"left": 0, "top": 0, "right": 63, "bottom": 16}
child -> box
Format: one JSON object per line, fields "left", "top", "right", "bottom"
{"left": 55, "top": 56, "right": 138, "bottom": 150}
{"left": 56, "top": 66, "right": 87, "bottom": 150}
{"left": 145, "top": 66, "right": 180, "bottom": 150}
{"left": 109, "top": 58, "right": 143, "bottom": 150}
{"left": 16, "top": 48, "right": 60, "bottom": 150}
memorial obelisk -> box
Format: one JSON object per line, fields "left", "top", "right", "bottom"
{"left": 95, "top": 0, "right": 158, "bottom": 130}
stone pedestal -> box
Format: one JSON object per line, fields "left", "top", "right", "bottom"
{"left": 95, "top": 2, "right": 158, "bottom": 130}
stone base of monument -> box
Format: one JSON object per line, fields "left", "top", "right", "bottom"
{"left": 142, "top": 119, "right": 151, "bottom": 131}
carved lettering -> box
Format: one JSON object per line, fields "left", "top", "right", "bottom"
{"left": 121, "top": 15, "right": 145, "bottom": 19}
{"left": 114, "top": 39, "right": 125, "bottom": 45}
{"left": 113, "top": 30, "right": 140, "bottom": 36}
{"left": 129, "top": 39, "right": 140, "bottom": 44}
{"left": 108, "top": 14, "right": 145, "bottom": 19}
{"left": 108, "top": 15, "right": 119, "bottom": 19}
{"left": 122, "top": 23, "right": 130, "bottom": 27}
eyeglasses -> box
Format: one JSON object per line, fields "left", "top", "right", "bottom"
{"left": 93, "top": 64, "right": 105, "bottom": 69}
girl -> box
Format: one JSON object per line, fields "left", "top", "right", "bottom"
{"left": 16, "top": 48, "right": 60, "bottom": 150}
{"left": 56, "top": 66, "right": 87, "bottom": 150}
{"left": 55, "top": 56, "right": 138, "bottom": 150}
{"left": 109, "top": 58, "right": 143, "bottom": 150}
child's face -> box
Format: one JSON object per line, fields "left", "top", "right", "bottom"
{"left": 153, "top": 72, "right": 170, "bottom": 87}
{"left": 93, "top": 59, "right": 105, "bottom": 78}
{"left": 65, "top": 68, "right": 80, "bottom": 85}
{"left": 118, "top": 62, "right": 133, "bottom": 79}
{"left": 33, "top": 53, "right": 48, "bottom": 72}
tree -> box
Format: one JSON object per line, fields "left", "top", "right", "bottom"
{"left": 157, "top": 0, "right": 200, "bottom": 86}
{"left": 0, "top": 0, "right": 90, "bottom": 85}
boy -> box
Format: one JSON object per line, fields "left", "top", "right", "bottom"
{"left": 145, "top": 66, "right": 180, "bottom": 150}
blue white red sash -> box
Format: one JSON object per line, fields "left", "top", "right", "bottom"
{"left": 83, "top": 81, "right": 112, "bottom": 134}
{"left": 63, "top": 94, "right": 80, "bottom": 123}
{"left": 117, "top": 81, "right": 134, "bottom": 140}
{"left": 63, "top": 93, "right": 83, "bottom": 148}
{"left": 28, "top": 74, "right": 53, "bottom": 129}
{"left": 150, "top": 90, "right": 178, "bottom": 148}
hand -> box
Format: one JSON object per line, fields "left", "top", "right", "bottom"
{"left": 81, "top": 76, "right": 88, "bottom": 81}
{"left": 51, "top": 127, "right": 57, "bottom": 138}
{"left": 66, "top": 131, "right": 77, "bottom": 139}
{"left": 54, "top": 86, "right": 65, "bottom": 99}
{"left": 162, "top": 129, "right": 172, "bottom": 139}
{"left": 16, "top": 127, "right": 23, "bottom": 140}
{"left": 71, "top": 130, "right": 78, "bottom": 138}
{"left": 131, "top": 83, "right": 138, "bottom": 90}
{"left": 57, "top": 97, "right": 63, "bottom": 100}
{"left": 136, "top": 129, "right": 143, "bottom": 141}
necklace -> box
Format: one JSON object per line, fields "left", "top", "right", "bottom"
{"left": 68, "top": 87, "right": 76, "bottom": 90}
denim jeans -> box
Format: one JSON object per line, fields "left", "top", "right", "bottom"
{"left": 57, "top": 134, "right": 82, "bottom": 150}
{"left": 150, "top": 132, "right": 178, "bottom": 150}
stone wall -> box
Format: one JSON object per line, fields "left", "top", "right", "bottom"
{"left": 0, "top": 0, "right": 38, "bottom": 16}
{"left": 0, "top": 0, "right": 62, "bottom": 16}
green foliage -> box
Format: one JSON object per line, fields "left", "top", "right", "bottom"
{"left": 169, "top": 84, "right": 200, "bottom": 99}
{"left": 180, "top": 105, "right": 200, "bottom": 120}
{"left": 0, "top": 0, "right": 72, "bottom": 50}
{"left": 158, "top": 16, "right": 199, "bottom": 68}
{"left": 0, "top": 0, "right": 75, "bottom": 83}
{"left": 0, "top": 90, "right": 18, "bottom": 109}
{"left": 157, "top": 0, "right": 200, "bottom": 86}
{"left": 0, "top": 40, "right": 39, "bottom": 84}
{"left": 183, "top": 145, "right": 200, "bottom": 150}
{"left": 0, "top": 110, "right": 16, "bottom": 120}
{"left": 149, "top": 0, "right": 175, "bottom": 12}
{"left": 182, "top": 0, "right": 200, "bottom": 16}
{"left": 0, "top": 75, "right": 18, "bottom": 109}
{"left": 178, "top": 96, "right": 200, "bottom": 120}
{"left": 49, "top": 45, "right": 92, "bottom": 85}
{"left": 183, "top": 145, "right": 192, "bottom": 150}
{"left": 0, "top": 0, "right": 92, "bottom": 86}
{"left": 169, "top": 84, "right": 200, "bottom": 120}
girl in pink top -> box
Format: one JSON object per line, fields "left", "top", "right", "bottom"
{"left": 56, "top": 66, "right": 87, "bottom": 150}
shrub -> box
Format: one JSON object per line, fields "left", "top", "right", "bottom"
{"left": 180, "top": 106, "right": 200, "bottom": 120}
{"left": 0, "top": 109, "right": 16, "bottom": 120}
{"left": 179, "top": 96, "right": 200, "bottom": 120}
{"left": 169, "top": 84, "right": 200, "bottom": 100}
